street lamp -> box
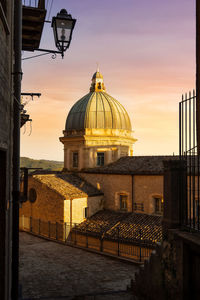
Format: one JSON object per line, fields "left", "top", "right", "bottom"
{"left": 52, "top": 9, "right": 76, "bottom": 58}
{"left": 33, "top": 8, "right": 76, "bottom": 59}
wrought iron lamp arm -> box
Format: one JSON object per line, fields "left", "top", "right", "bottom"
{"left": 35, "top": 48, "right": 64, "bottom": 58}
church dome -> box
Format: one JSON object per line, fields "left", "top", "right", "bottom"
{"left": 65, "top": 71, "right": 132, "bottom": 131}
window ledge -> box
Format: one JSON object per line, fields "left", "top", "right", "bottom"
{"left": 0, "top": 4, "right": 10, "bottom": 35}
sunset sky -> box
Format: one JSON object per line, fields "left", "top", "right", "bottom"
{"left": 21, "top": 0, "right": 196, "bottom": 161}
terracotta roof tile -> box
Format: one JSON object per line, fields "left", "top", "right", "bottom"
{"left": 75, "top": 210, "right": 162, "bottom": 246}
{"left": 33, "top": 173, "right": 103, "bottom": 199}
{"left": 82, "top": 155, "right": 179, "bottom": 175}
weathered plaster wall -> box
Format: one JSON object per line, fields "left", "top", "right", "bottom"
{"left": 80, "top": 173, "right": 164, "bottom": 214}
{"left": 79, "top": 173, "right": 133, "bottom": 212}
{"left": 64, "top": 195, "right": 103, "bottom": 224}
{"left": 134, "top": 175, "right": 163, "bottom": 214}
{"left": 88, "top": 195, "right": 104, "bottom": 216}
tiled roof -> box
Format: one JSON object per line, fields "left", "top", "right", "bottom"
{"left": 82, "top": 155, "right": 178, "bottom": 175}
{"left": 75, "top": 210, "right": 162, "bottom": 246}
{"left": 33, "top": 173, "right": 103, "bottom": 199}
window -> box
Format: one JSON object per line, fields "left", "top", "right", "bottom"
{"left": 72, "top": 152, "right": 78, "bottom": 168}
{"left": 154, "top": 197, "right": 163, "bottom": 214}
{"left": 83, "top": 207, "right": 89, "bottom": 218}
{"left": 120, "top": 194, "right": 128, "bottom": 211}
{"left": 97, "top": 152, "right": 104, "bottom": 166}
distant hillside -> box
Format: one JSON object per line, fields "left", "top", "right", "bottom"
{"left": 20, "top": 157, "right": 64, "bottom": 171}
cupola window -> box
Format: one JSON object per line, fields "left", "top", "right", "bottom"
{"left": 72, "top": 152, "right": 79, "bottom": 168}
{"left": 97, "top": 152, "right": 104, "bottom": 166}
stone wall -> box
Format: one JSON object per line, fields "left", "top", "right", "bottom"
{"left": 80, "top": 172, "right": 164, "bottom": 214}
{"left": 20, "top": 177, "right": 103, "bottom": 225}
{"left": 64, "top": 195, "right": 103, "bottom": 224}
{"left": 79, "top": 173, "right": 133, "bottom": 211}
{"left": 134, "top": 175, "right": 163, "bottom": 214}
{"left": 20, "top": 177, "right": 64, "bottom": 223}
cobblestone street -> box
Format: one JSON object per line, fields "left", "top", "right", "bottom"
{"left": 19, "top": 232, "right": 139, "bottom": 299}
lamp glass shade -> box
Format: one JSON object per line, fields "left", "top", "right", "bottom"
{"left": 52, "top": 9, "right": 76, "bottom": 54}
{"left": 55, "top": 19, "right": 74, "bottom": 42}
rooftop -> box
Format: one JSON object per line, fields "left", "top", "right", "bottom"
{"left": 75, "top": 210, "right": 162, "bottom": 246}
{"left": 82, "top": 155, "right": 179, "bottom": 175}
{"left": 33, "top": 173, "right": 103, "bottom": 199}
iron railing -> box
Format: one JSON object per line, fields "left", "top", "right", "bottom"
{"left": 133, "top": 203, "right": 144, "bottom": 212}
{"left": 22, "top": 0, "right": 45, "bottom": 9}
{"left": 19, "top": 216, "right": 155, "bottom": 262}
{"left": 179, "top": 91, "right": 200, "bottom": 231}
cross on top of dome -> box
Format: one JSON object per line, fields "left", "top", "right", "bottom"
{"left": 90, "top": 68, "right": 106, "bottom": 92}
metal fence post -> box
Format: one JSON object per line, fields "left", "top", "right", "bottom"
{"left": 30, "top": 216, "right": 32, "bottom": 233}
{"left": 48, "top": 221, "right": 51, "bottom": 238}
{"left": 65, "top": 222, "right": 67, "bottom": 242}
{"left": 139, "top": 229, "right": 142, "bottom": 262}
{"left": 117, "top": 226, "right": 120, "bottom": 256}
{"left": 74, "top": 223, "right": 77, "bottom": 245}
{"left": 86, "top": 223, "right": 88, "bottom": 248}
{"left": 100, "top": 225, "right": 103, "bottom": 252}
{"left": 56, "top": 222, "right": 58, "bottom": 240}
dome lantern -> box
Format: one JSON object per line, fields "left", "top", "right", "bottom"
{"left": 90, "top": 69, "right": 106, "bottom": 92}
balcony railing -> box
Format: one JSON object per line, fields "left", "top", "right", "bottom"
{"left": 133, "top": 203, "right": 144, "bottom": 212}
{"left": 22, "top": 0, "right": 45, "bottom": 9}
{"left": 22, "top": 0, "right": 46, "bottom": 51}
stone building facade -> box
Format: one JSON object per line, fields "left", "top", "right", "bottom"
{"left": 60, "top": 71, "right": 137, "bottom": 171}
{"left": 20, "top": 173, "right": 103, "bottom": 225}
{"left": 79, "top": 156, "right": 175, "bottom": 215}
{"left": 0, "top": 1, "right": 14, "bottom": 299}
{"left": 20, "top": 156, "right": 177, "bottom": 229}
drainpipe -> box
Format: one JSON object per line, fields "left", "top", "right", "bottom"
{"left": 132, "top": 174, "right": 134, "bottom": 212}
{"left": 196, "top": 0, "right": 200, "bottom": 153}
{"left": 12, "top": 1, "right": 22, "bottom": 299}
